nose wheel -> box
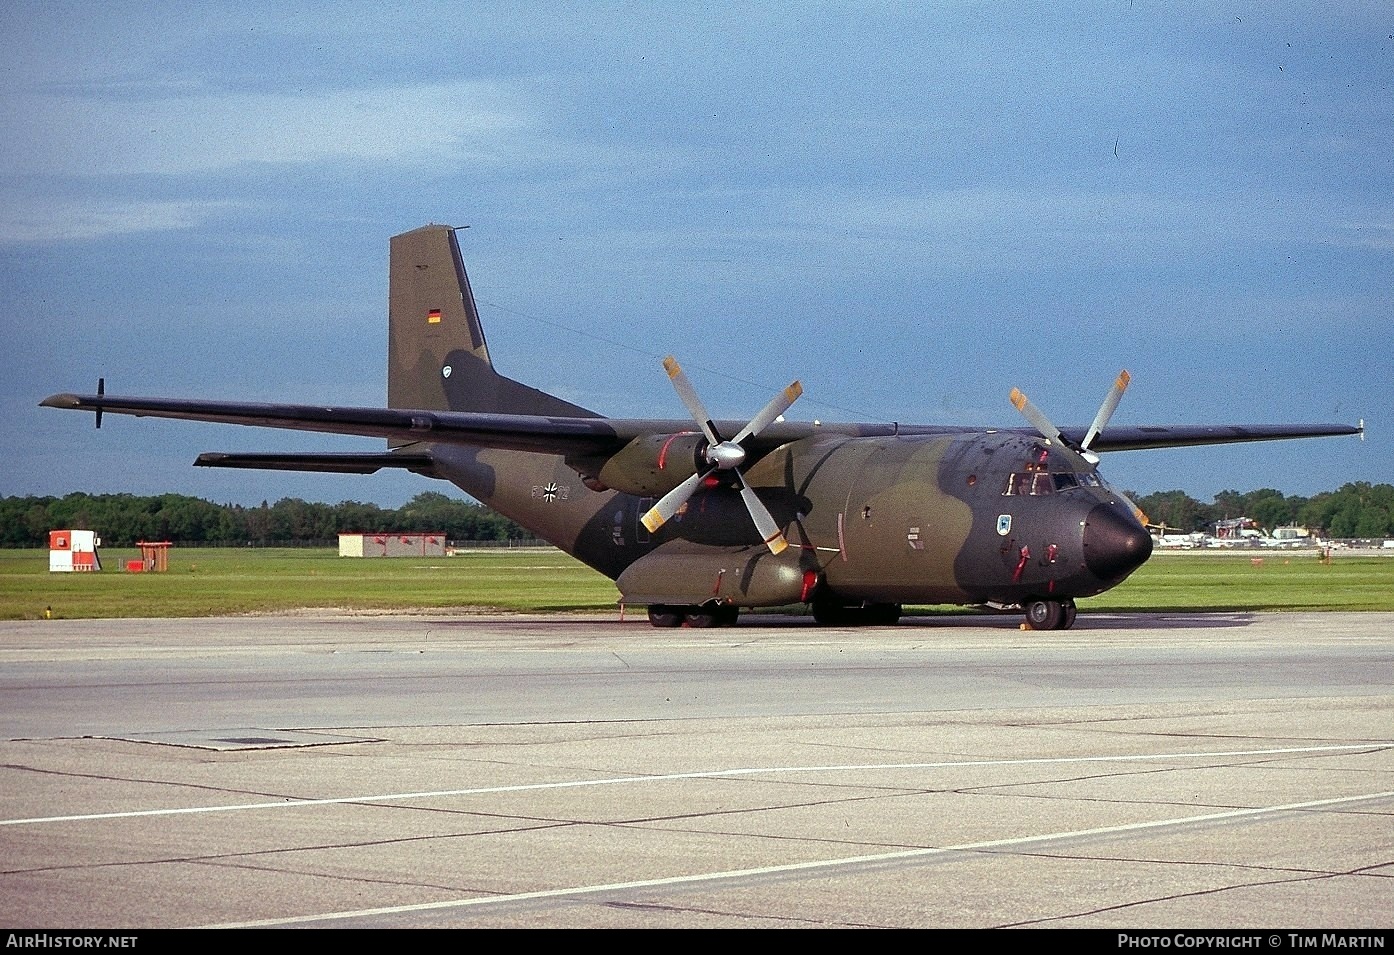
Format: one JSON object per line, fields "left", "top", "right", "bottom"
{"left": 1023, "top": 598, "right": 1077, "bottom": 631}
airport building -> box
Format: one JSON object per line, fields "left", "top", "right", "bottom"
{"left": 337, "top": 532, "right": 447, "bottom": 558}
{"left": 48, "top": 530, "right": 102, "bottom": 572}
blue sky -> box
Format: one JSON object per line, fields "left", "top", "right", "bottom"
{"left": 2, "top": 1, "right": 1388, "bottom": 507}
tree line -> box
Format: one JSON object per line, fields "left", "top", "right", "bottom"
{"left": 0, "top": 491, "right": 531, "bottom": 547}
{"left": 3, "top": 482, "right": 1392, "bottom": 547}
{"left": 1132, "top": 482, "right": 1394, "bottom": 538}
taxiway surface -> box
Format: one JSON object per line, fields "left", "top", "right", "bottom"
{"left": 1, "top": 611, "right": 1390, "bottom": 928}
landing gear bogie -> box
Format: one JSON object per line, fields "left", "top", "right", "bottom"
{"left": 646, "top": 603, "right": 740, "bottom": 628}
{"left": 647, "top": 605, "right": 684, "bottom": 628}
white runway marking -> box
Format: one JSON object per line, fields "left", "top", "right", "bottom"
{"left": 206, "top": 788, "right": 1394, "bottom": 928}
{"left": 1, "top": 742, "right": 1387, "bottom": 827}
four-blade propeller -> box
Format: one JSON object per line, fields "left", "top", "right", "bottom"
{"left": 640, "top": 357, "right": 802, "bottom": 555}
{"left": 1010, "top": 370, "right": 1130, "bottom": 466}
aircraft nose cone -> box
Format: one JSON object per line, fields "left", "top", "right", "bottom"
{"left": 1083, "top": 503, "right": 1153, "bottom": 581}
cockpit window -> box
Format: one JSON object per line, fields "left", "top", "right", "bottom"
{"left": 1006, "top": 472, "right": 1053, "bottom": 495}
{"left": 1004, "top": 471, "right": 1099, "bottom": 495}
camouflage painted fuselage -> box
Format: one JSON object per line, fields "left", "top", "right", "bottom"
{"left": 427, "top": 426, "right": 1147, "bottom": 610}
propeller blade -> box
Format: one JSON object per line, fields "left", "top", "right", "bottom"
{"left": 731, "top": 380, "right": 802, "bottom": 445}
{"left": 641, "top": 469, "right": 709, "bottom": 533}
{"left": 1009, "top": 387, "right": 1066, "bottom": 446}
{"left": 652, "top": 356, "right": 795, "bottom": 554}
{"left": 1081, "top": 370, "right": 1130, "bottom": 453}
{"left": 95, "top": 377, "right": 104, "bottom": 430}
{"left": 662, "top": 356, "right": 721, "bottom": 446}
{"left": 736, "top": 472, "right": 789, "bottom": 555}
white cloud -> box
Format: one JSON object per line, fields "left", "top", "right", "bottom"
{"left": 1335, "top": 221, "right": 1394, "bottom": 253}
{"left": 769, "top": 185, "right": 1393, "bottom": 273}
{"left": 0, "top": 198, "right": 234, "bottom": 243}
{"left": 2, "top": 80, "right": 532, "bottom": 177}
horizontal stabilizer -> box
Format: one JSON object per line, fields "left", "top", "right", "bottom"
{"left": 194, "top": 452, "right": 436, "bottom": 475}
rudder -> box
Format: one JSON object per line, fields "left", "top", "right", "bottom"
{"left": 387, "top": 224, "right": 596, "bottom": 418}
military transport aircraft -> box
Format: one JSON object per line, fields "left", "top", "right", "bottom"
{"left": 42, "top": 224, "right": 1362, "bottom": 630}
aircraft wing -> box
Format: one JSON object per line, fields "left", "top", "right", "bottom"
{"left": 40, "top": 392, "right": 1361, "bottom": 460}
{"left": 38, "top": 392, "right": 853, "bottom": 457}
{"left": 1065, "top": 423, "right": 1363, "bottom": 452}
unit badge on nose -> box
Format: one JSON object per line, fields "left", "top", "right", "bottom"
{"left": 996, "top": 514, "right": 1012, "bottom": 536}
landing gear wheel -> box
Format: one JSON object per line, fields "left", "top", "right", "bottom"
{"left": 714, "top": 605, "right": 740, "bottom": 627}
{"left": 1023, "top": 599, "right": 1064, "bottom": 631}
{"left": 685, "top": 609, "right": 719, "bottom": 628}
{"left": 1058, "top": 600, "right": 1077, "bottom": 630}
{"left": 647, "top": 605, "right": 684, "bottom": 628}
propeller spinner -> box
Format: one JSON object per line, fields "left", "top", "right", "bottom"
{"left": 641, "top": 357, "right": 802, "bottom": 555}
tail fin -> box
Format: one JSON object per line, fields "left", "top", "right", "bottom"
{"left": 387, "top": 224, "right": 596, "bottom": 417}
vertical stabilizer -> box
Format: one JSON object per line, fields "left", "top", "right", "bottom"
{"left": 387, "top": 224, "right": 595, "bottom": 418}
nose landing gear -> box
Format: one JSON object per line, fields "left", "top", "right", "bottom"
{"left": 1023, "top": 598, "right": 1077, "bottom": 631}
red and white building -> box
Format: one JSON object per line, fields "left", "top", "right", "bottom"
{"left": 49, "top": 530, "right": 102, "bottom": 572}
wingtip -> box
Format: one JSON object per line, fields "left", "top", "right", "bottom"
{"left": 39, "top": 393, "right": 83, "bottom": 409}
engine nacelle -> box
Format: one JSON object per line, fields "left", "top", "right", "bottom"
{"left": 594, "top": 432, "right": 707, "bottom": 496}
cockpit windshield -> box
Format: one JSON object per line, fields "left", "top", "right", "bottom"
{"left": 1004, "top": 471, "right": 1101, "bottom": 495}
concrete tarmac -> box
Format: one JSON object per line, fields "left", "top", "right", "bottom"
{"left": 0, "top": 610, "right": 1390, "bottom": 929}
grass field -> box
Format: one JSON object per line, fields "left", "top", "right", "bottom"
{"left": 3, "top": 547, "right": 1393, "bottom": 620}
{"left": 0, "top": 548, "right": 615, "bottom": 620}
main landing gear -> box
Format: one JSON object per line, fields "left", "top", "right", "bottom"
{"left": 1023, "top": 597, "right": 1077, "bottom": 631}
{"left": 646, "top": 603, "right": 740, "bottom": 628}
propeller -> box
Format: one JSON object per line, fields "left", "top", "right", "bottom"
{"left": 640, "top": 357, "right": 802, "bottom": 554}
{"left": 1009, "top": 370, "right": 1130, "bottom": 466}
{"left": 1011, "top": 370, "right": 1148, "bottom": 525}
